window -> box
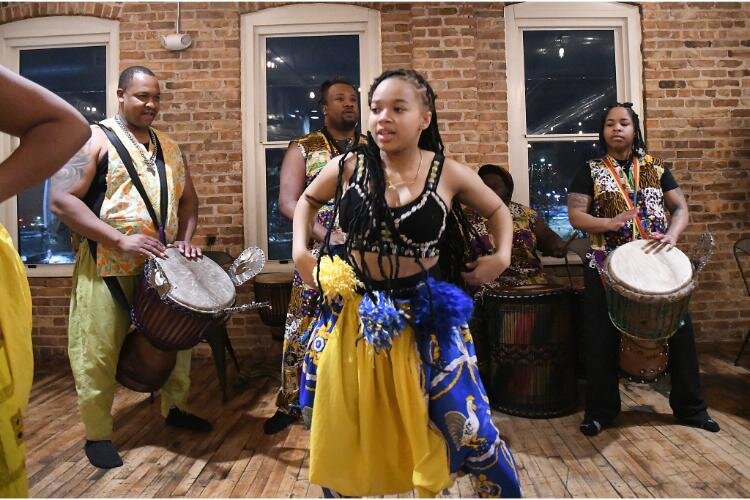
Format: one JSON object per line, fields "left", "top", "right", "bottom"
{"left": 0, "top": 16, "right": 119, "bottom": 277}
{"left": 505, "top": 2, "right": 643, "bottom": 239}
{"left": 241, "top": 4, "right": 380, "bottom": 270}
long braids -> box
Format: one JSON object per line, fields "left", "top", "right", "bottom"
{"left": 317, "top": 68, "right": 479, "bottom": 298}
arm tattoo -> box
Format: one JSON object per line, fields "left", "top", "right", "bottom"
{"left": 567, "top": 193, "right": 592, "bottom": 212}
{"left": 51, "top": 139, "right": 92, "bottom": 193}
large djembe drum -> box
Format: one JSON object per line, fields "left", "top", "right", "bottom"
{"left": 117, "top": 247, "right": 268, "bottom": 392}
{"left": 598, "top": 235, "right": 713, "bottom": 382}
{"left": 480, "top": 283, "right": 578, "bottom": 418}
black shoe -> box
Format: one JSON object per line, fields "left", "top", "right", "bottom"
{"left": 678, "top": 415, "right": 720, "bottom": 433}
{"left": 84, "top": 440, "right": 123, "bottom": 469}
{"left": 165, "top": 408, "right": 213, "bottom": 432}
{"left": 263, "top": 409, "right": 298, "bottom": 435}
{"left": 579, "top": 419, "right": 604, "bottom": 437}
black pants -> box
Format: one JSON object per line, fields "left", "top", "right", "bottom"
{"left": 582, "top": 264, "right": 708, "bottom": 423}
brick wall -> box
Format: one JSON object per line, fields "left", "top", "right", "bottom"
{"left": 1, "top": 1, "right": 747, "bottom": 360}
{"left": 641, "top": 2, "right": 750, "bottom": 342}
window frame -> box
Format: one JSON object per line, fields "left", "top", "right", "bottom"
{"left": 505, "top": 1, "right": 643, "bottom": 208}
{"left": 240, "top": 3, "right": 381, "bottom": 272}
{"left": 0, "top": 16, "right": 119, "bottom": 277}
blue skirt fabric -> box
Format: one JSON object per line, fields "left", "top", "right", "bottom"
{"left": 299, "top": 276, "right": 522, "bottom": 498}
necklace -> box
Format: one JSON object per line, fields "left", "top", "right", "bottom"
{"left": 115, "top": 114, "right": 159, "bottom": 174}
{"left": 322, "top": 126, "right": 357, "bottom": 155}
{"left": 385, "top": 150, "right": 423, "bottom": 190}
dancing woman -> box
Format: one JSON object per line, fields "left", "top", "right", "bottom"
{"left": 293, "top": 69, "right": 522, "bottom": 498}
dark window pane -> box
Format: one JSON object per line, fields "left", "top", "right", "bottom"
{"left": 266, "top": 148, "right": 292, "bottom": 261}
{"left": 528, "top": 140, "right": 600, "bottom": 239}
{"left": 20, "top": 46, "right": 106, "bottom": 123}
{"left": 266, "top": 35, "right": 360, "bottom": 141}
{"left": 523, "top": 30, "right": 616, "bottom": 135}
{"left": 16, "top": 46, "right": 106, "bottom": 264}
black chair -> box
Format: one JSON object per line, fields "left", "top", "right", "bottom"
{"left": 203, "top": 251, "right": 241, "bottom": 401}
{"left": 733, "top": 238, "right": 750, "bottom": 365}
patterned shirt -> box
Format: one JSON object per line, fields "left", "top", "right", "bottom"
{"left": 466, "top": 202, "right": 547, "bottom": 288}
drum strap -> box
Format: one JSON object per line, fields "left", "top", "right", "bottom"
{"left": 90, "top": 123, "right": 170, "bottom": 312}
{"left": 86, "top": 238, "right": 131, "bottom": 311}
{"left": 602, "top": 156, "right": 647, "bottom": 240}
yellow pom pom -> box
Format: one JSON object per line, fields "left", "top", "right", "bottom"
{"left": 314, "top": 255, "right": 357, "bottom": 301}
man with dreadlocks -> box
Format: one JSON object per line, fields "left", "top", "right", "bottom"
{"left": 568, "top": 102, "right": 719, "bottom": 437}
{"left": 264, "top": 78, "right": 363, "bottom": 435}
{"left": 292, "top": 69, "right": 522, "bottom": 497}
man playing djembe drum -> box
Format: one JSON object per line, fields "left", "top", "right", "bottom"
{"left": 567, "top": 102, "right": 719, "bottom": 437}
{"left": 50, "top": 66, "right": 211, "bottom": 469}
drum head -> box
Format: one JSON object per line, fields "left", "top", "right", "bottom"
{"left": 608, "top": 240, "right": 692, "bottom": 295}
{"left": 151, "top": 247, "right": 236, "bottom": 313}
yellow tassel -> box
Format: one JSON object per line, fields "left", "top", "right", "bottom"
{"left": 313, "top": 255, "right": 357, "bottom": 301}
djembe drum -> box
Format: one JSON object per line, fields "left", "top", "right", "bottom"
{"left": 118, "top": 248, "right": 237, "bottom": 392}
{"left": 118, "top": 247, "right": 268, "bottom": 392}
{"left": 253, "top": 273, "right": 293, "bottom": 340}
{"left": 599, "top": 237, "right": 713, "bottom": 381}
{"left": 480, "top": 283, "right": 577, "bottom": 418}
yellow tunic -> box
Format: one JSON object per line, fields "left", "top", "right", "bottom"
{"left": 0, "top": 224, "right": 33, "bottom": 497}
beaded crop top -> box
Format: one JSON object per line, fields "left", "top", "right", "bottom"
{"left": 339, "top": 152, "right": 449, "bottom": 259}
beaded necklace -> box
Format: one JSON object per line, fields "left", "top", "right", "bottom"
{"left": 114, "top": 114, "right": 159, "bottom": 174}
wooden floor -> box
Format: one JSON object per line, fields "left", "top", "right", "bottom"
{"left": 26, "top": 343, "right": 750, "bottom": 498}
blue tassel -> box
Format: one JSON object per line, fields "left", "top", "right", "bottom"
{"left": 411, "top": 278, "right": 473, "bottom": 340}
{"left": 358, "top": 291, "right": 406, "bottom": 352}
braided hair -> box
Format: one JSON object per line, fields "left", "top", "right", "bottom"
{"left": 598, "top": 103, "right": 647, "bottom": 158}
{"left": 316, "top": 69, "right": 482, "bottom": 295}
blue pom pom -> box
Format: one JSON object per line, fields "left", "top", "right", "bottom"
{"left": 411, "top": 278, "right": 473, "bottom": 339}
{"left": 358, "top": 291, "right": 407, "bottom": 352}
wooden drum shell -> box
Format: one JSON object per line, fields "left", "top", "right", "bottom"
{"left": 479, "top": 285, "right": 578, "bottom": 418}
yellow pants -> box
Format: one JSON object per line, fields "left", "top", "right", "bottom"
{"left": 68, "top": 243, "right": 191, "bottom": 441}
{"left": 0, "top": 225, "right": 33, "bottom": 497}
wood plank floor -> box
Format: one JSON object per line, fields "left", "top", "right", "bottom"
{"left": 26, "top": 343, "right": 750, "bottom": 497}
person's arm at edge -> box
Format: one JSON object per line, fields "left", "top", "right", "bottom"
{"left": 0, "top": 65, "right": 91, "bottom": 203}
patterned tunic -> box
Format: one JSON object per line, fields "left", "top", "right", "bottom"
{"left": 467, "top": 202, "right": 548, "bottom": 288}
{"left": 588, "top": 154, "right": 668, "bottom": 253}
{"left": 94, "top": 117, "right": 185, "bottom": 276}
{"left": 276, "top": 129, "right": 361, "bottom": 415}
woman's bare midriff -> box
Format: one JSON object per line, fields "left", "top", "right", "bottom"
{"left": 350, "top": 251, "right": 438, "bottom": 281}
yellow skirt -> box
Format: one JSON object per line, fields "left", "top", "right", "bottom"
{"left": 308, "top": 295, "right": 452, "bottom": 497}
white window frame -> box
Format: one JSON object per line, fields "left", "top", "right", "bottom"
{"left": 505, "top": 2, "right": 643, "bottom": 208}
{"left": 0, "top": 16, "right": 119, "bottom": 277}
{"left": 240, "top": 3, "right": 381, "bottom": 272}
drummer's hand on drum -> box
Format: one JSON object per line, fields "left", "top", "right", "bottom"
{"left": 649, "top": 231, "right": 677, "bottom": 250}
{"left": 607, "top": 208, "right": 639, "bottom": 232}
{"left": 172, "top": 240, "right": 202, "bottom": 259}
{"left": 117, "top": 234, "right": 167, "bottom": 259}
{"left": 461, "top": 253, "right": 510, "bottom": 288}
